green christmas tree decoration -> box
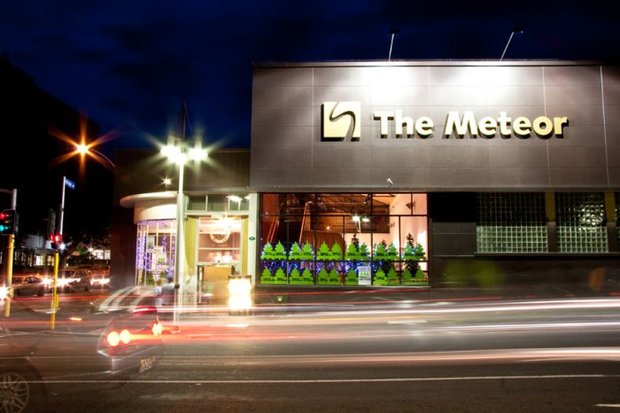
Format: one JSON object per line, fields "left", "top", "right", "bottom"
{"left": 373, "top": 268, "right": 388, "bottom": 286}
{"left": 387, "top": 267, "right": 399, "bottom": 285}
{"left": 374, "top": 241, "right": 388, "bottom": 261}
{"left": 301, "top": 268, "right": 314, "bottom": 284}
{"left": 345, "top": 242, "right": 360, "bottom": 261}
{"left": 260, "top": 242, "right": 274, "bottom": 260}
{"left": 289, "top": 267, "right": 301, "bottom": 284}
{"left": 345, "top": 268, "right": 358, "bottom": 285}
{"left": 317, "top": 242, "right": 331, "bottom": 261}
{"left": 328, "top": 269, "right": 340, "bottom": 285}
{"left": 274, "top": 267, "right": 287, "bottom": 284}
{"left": 331, "top": 243, "right": 343, "bottom": 260}
{"left": 288, "top": 242, "right": 303, "bottom": 260}
{"left": 317, "top": 268, "right": 330, "bottom": 284}
{"left": 414, "top": 243, "right": 426, "bottom": 261}
{"left": 359, "top": 243, "right": 369, "bottom": 260}
{"left": 401, "top": 268, "right": 414, "bottom": 285}
{"left": 273, "top": 242, "right": 288, "bottom": 260}
{"left": 387, "top": 243, "right": 399, "bottom": 261}
{"left": 260, "top": 268, "right": 274, "bottom": 284}
{"left": 302, "top": 242, "right": 315, "bottom": 260}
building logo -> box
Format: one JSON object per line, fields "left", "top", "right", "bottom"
{"left": 322, "top": 101, "right": 361, "bottom": 141}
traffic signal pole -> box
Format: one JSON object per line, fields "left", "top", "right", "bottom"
{"left": 2, "top": 189, "right": 17, "bottom": 318}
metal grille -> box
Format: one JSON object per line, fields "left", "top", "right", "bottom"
{"left": 556, "top": 193, "right": 607, "bottom": 253}
{"left": 477, "top": 193, "right": 547, "bottom": 253}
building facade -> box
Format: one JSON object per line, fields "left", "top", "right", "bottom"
{"left": 117, "top": 61, "right": 620, "bottom": 299}
{"left": 250, "top": 61, "right": 620, "bottom": 289}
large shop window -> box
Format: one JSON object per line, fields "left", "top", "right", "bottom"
{"left": 477, "top": 193, "right": 548, "bottom": 253}
{"left": 259, "top": 193, "right": 428, "bottom": 286}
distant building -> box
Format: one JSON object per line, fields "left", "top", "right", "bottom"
{"left": 0, "top": 57, "right": 110, "bottom": 275}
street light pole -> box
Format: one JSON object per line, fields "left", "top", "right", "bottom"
{"left": 50, "top": 176, "right": 72, "bottom": 329}
{"left": 173, "top": 155, "right": 185, "bottom": 327}
{"left": 161, "top": 102, "right": 207, "bottom": 328}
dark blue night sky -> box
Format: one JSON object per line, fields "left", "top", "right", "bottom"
{"left": 1, "top": 0, "right": 618, "bottom": 153}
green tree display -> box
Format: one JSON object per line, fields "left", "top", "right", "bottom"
{"left": 401, "top": 234, "right": 428, "bottom": 285}
{"left": 328, "top": 269, "right": 340, "bottom": 285}
{"left": 289, "top": 267, "right": 302, "bottom": 284}
{"left": 288, "top": 242, "right": 303, "bottom": 260}
{"left": 317, "top": 242, "right": 331, "bottom": 261}
{"left": 373, "top": 268, "right": 388, "bottom": 286}
{"left": 331, "top": 243, "right": 343, "bottom": 260}
{"left": 273, "top": 242, "right": 287, "bottom": 260}
{"left": 302, "top": 242, "right": 315, "bottom": 260}
{"left": 317, "top": 268, "right": 330, "bottom": 285}
{"left": 374, "top": 241, "right": 388, "bottom": 261}
{"left": 359, "top": 243, "right": 370, "bottom": 261}
{"left": 260, "top": 267, "right": 274, "bottom": 284}
{"left": 260, "top": 242, "right": 274, "bottom": 260}
{"left": 301, "top": 268, "right": 314, "bottom": 284}
{"left": 387, "top": 267, "right": 399, "bottom": 285}
{"left": 345, "top": 268, "right": 358, "bottom": 285}
{"left": 345, "top": 242, "right": 360, "bottom": 261}
{"left": 274, "top": 267, "right": 287, "bottom": 284}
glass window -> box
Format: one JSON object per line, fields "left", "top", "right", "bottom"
{"left": 135, "top": 220, "right": 176, "bottom": 285}
{"left": 258, "top": 192, "right": 428, "bottom": 287}
{"left": 477, "top": 193, "right": 548, "bottom": 253}
{"left": 187, "top": 196, "right": 206, "bottom": 210}
{"left": 557, "top": 193, "right": 607, "bottom": 253}
{"left": 198, "top": 217, "right": 242, "bottom": 268}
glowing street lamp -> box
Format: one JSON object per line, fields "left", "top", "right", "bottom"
{"left": 74, "top": 142, "right": 116, "bottom": 168}
{"left": 160, "top": 138, "right": 208, "bottom": 326}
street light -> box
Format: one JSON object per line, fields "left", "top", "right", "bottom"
{"left": 160, "top": 138, "right": 208, "bottom": 326}
{"left": 74, "top": 142, "right": 116, "bottom": 168}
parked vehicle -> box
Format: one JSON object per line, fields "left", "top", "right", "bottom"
{"left": 11, "top": 275, "right": 46, "bottom": 297}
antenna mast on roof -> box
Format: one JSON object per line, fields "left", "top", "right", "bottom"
{"left": 500, "top": 27, "right": 524, "bottom": 61}
{"left": 388, "top": 28, "right": 399, "bottom": 61}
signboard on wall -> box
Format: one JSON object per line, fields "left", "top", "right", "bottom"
{"left": 358, "top": 265, "right": 371, "bottom": 286}
{"left": 251, "top": 62, "right": 619, "bottom": 191}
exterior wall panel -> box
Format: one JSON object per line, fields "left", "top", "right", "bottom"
{"left": 251, "top": 61, "right": 620, "bottom": 192}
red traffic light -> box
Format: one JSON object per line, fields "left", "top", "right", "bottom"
{"left": 50, "top": 233, "right": 62, "bottom": 243}
{"left": 0, "top": 209, "right": 16, "bottom": 235}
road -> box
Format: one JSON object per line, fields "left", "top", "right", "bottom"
{"left": 5, "top": 289, "right": 620, "bottom": 412}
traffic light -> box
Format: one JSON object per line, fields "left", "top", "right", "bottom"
{"left": 50, "top": 233, "right": 62, "bottom": 249}
{"left": 0, "top": 209, "right": 17, "bottom": 235}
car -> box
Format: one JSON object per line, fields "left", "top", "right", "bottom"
{"left": 0, "top": 286, "right": 164, "bottom": 412}
{"left": 10, "top": 275, "right": 46, "bottom": 297}
{"left": 50, "top": 269, "right": 93, "bottom": 293}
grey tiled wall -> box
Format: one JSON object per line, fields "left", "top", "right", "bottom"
{"left": 251, "top": 62, "right": 619, "bottom": 191}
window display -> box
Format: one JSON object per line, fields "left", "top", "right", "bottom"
{"left": 259, "top": 193, "right": 428, "bottom": 286}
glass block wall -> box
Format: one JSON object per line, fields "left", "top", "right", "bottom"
{"left": 477, "top": 193, "right": 547, "bottom": 253}
{"left": 556, "top": 193, "right": 607, "bottom": 253}
{"left": 616, "top": 192, "right": 620, "bottom": 245}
